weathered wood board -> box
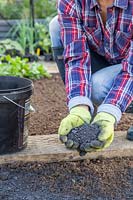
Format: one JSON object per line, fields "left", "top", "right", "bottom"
{"left": 0, "top": 131, "right": 132, "bottom": 165}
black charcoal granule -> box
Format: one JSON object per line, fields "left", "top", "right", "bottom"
{"left": 67, "top": 123, "right": 100, "bottom": 145}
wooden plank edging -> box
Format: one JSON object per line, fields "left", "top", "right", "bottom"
{"left": 0, "top": 131, "right": 132, "bottom": 164}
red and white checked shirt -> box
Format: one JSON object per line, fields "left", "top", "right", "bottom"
{"left": 58, "top": 0, "right": 133, "bottom": 116}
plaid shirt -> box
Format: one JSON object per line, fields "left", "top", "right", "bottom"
{"left": 58, "top": 0, "right": 133, "bottom": 115}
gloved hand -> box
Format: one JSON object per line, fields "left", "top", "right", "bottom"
{"left": 82, "top": 112, "right": 116, "bottom": 152}
{"left": 58, "top": 106, "right": 91, "bottom": 149}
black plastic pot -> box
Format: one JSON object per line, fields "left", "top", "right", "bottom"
{"left": 23, "top": 53, "right": 39, "bottom": 62}
{"left": 44, "top": 53, "right": 53, "bottom": 61}
{"left": 5, "top": 49, "right": 22, "bottom": 57}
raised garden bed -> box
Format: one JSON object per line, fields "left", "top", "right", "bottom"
{"left": 0, "top": 74, "right": 133, "bottom": 200}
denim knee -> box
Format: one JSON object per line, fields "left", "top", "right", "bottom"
{"left": 91, "top": 74, "right": 108, "bottom": 105}
{"left": 49, "top": 15, "right": 62, "bottom": 47}
{"left": 91, "top": 64, "right": 122, "bottom": 106}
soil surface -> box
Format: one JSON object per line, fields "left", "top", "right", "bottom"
{"left": 29, "top": 74, "right": 133, "bottom": 136}
{"left": 1, "top": 74, "right": 133, "bottom": 200}
{"left": 0, "top": 157, "right": 132, "bottom": 200}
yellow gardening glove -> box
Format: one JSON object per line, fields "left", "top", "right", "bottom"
{"left": 90, "top": 112, "right": 116, "bottom": 151}
{"left": 58, "top": 106, "right": 91, "bottom": 148}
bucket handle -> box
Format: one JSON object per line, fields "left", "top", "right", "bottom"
{"left": 3, "top": 95, "right": 25, "bottom": 109}
{"left": 3, "top": 96, "right": 35, "bottom": 112}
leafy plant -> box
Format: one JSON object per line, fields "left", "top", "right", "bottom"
{"left": 0, "top": 39, "right": 24, "bottom": 55}
{"left": 8, "top": 19, "right": 36, "bottom": 55}
{"left": 35, "top": 23, "right": 52, "bottom": 54}
{"left": 26, "top": 23, "right": 35, "bottom": 55}
{"left": 8, "top": 20, "right": 52, "bottom": 55}
{"left": 0, "top": 55, "right": 51, "bottom": 79}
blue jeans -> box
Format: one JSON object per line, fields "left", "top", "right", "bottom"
{"left": 49, "top": 16, "right": 123, "bottom": 121}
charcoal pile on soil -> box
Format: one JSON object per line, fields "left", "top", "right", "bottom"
{"left": 67, "top": 123, "right": 103, "bottom": 155}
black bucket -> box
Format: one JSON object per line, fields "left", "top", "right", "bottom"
{"left": 0, "top": 76, "right": 33, "bottom": 154}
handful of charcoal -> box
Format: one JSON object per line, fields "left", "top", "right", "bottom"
{"left": 66, "top": 123, "right": 104, "bottom": 156}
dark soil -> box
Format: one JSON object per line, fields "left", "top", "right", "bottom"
{"left": 0, "top": 74, "right": 133, "bottom": 200}
{"left": 29, "top": 74, "right": 133, "bottom": 136}
{"left": 29, "top": 74, "right": 68, "bottom": 136}
{"left": 0, "top": 157, "right": 132, "bottom": 200}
